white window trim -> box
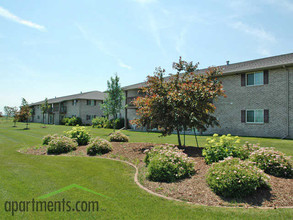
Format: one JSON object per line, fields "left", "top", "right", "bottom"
{"left": 246, "top": 71, "right": 264, "bottom": 87}
{"left": 246, "top": 109, "right": 264, "bottom": 124}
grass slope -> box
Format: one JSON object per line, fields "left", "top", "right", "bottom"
{"left": 0, "top": 118, "right": 292, "bottom": 219}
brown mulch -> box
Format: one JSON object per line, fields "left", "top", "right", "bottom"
{"left": 22, "top": 143, "right": 293, "bottom": 208}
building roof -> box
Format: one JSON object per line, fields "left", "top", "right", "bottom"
{"left": 30, "top": 91, "right": 106, "bottom": 106}
{"left": 122, "top": 52, "right": 293, "bottom": 90}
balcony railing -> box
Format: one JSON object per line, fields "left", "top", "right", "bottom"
{"left": 60, "top": 106, "right": 67, "bottom": 114}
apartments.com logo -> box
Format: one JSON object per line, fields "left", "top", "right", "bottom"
{"left": 4, "top": 184, "right": 111, "bottom": 216}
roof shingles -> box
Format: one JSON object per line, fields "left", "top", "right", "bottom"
{"left": 30, "top": 91, "right": 106, "bottom": 106}
{"left": 122, "top": 53, "right": 293, "bottom": 90}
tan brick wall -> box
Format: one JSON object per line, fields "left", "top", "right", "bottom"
{"left": 204, "top": 68, "right": 290, "bottom": 138}
{"left": 79, "top": 100, "right": 104, "bottom": 124}
{"left": 123, "top": 68, "right": 293, "bottom": 138}
{"left": 289, "top": 67, "right": 293, "bottom": 138}
{"left": 64, "top": 100, "right": 80, "bottom": 118}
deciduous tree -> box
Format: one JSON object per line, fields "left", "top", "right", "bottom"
{"left": 133, "top": 57, "right": 226, "bottom": 147}
{"left": 17, "top": 98, "right": 31, "bottom": 129}
{"left": 101, "top": 74, "right": 125, "bottom": 131}
{"left": 40, "top": 98, "right": 51, "bottom": 126}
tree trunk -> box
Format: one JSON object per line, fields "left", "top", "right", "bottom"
{"left": 183, "top": 129, "right": 186, "bottom": 147}
{"left": 176, "top": 127, "right": 182, "bottom": 147}
{"left": 193, "top": 128, "right": 199, "bottom": 148}
{"left": 43, "top": 113, "right": 45, "bottom": 124}
{"left": 113, "top": 116, "right": 116, "bottom": 132}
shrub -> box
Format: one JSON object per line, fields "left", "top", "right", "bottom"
{"left": 47, "top": 136, "right": 78, "bottom": 155}
{"left": 202, "top": 134, "right": 258, "bottom": 164}
{"left": 206, "top": 157, "right": 270, "bottom": 198}
{"left": 112, "top": 118, "right": 124, "bottom": 129}
{"left": 61, "top": 117, "right": 82, "bottom": 126}
{"left": 109, "top": 131, "right": 129, "bottom": 142}
{"left": 104, "top": 118, "right": 125, "bottom": 129}
{"left": 42, "top": 134, "right": 58, "bottom": 145}
{"left": 65, "top": 126, "right": 91, "bottom": 146}
{"left": 250, "top": 148, "right": 293, "bottom": 178}
{"left": 92, "top": 117, "right": 109, "bottom": 128}
{"left": 87, "top": 138, "right": 112, "bottom": 156}
{"left": 237, "top": 142, "right": 261, "bottom": 160}
{"left": 145, "top": 145, "right": 195, "bottom": 182}
{"left": 61, "top": 117, "right": 70, "bottom": 125}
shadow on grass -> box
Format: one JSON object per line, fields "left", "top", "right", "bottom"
{"left": 219, "top": 187, "right": 273, "bottom": 207}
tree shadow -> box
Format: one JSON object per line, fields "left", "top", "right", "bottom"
{"left": 177, "top": 146, "right": 204, "bottom": 157}
{"left": 219, "top": 187, "right": 273, "bottom": 207}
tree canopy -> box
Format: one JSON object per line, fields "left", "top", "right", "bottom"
{"left": 132, "top": 57, "right": 226, "bottom": 147}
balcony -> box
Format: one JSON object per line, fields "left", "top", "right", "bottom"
{"left": 60, "top": 106, "right": 67, "bottom": 114}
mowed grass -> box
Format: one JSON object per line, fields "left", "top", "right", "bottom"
{"left": 0, "top": 118, "right": 292, "bottom": 219}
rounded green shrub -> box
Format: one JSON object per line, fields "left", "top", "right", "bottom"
{"left": 237, "top": 142, "right": 261, "bottom": 160}
{"left": 47, "top": 136, "right": 78, "bottom": 155}
{"left": 92, "top": 117, "right": 108, "bottom": 128}
{"left": 250, "top": 148, "right": 293, "bottom": 178}
{"left": 61, "top": 117, "right": 82, "bottom": 126}
{"left": 87, "top": 138, "right": 112, "bottom": 156}
{"left": 42, "top": 134, "right": 58, "bottom": 145}
{"left": 145, "top": 145, "right": 195, "bottom": 182}
{"left": 206, "top": 157, "right": 270, "bottom": 198}
{"left": 109, "top": 131, "right": 129, "bottom": 142}
{"left": 202, "top": 134, "right": 260, "bottom": 164}
{"left": 65, "top": 126, "right": 91, "bottom": 146}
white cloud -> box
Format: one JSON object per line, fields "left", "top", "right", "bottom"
{"left": 264, "top": 0, "right": 293, "bottom": 12}
{"left": 257, "top": 47, "right": 271, "bottom": 57}
{"left": 175, "top": 28, "right": 187, "bottom": 55}
{"left": 118, "top": 59, "right": 132, "bottom": 69}
{"left": 132, "top": 0, "right": 157, "bottom": 4}
{"left": 0, "top": 6, "right": 45, "bottom": 31}
{"left": 231, "top": 21, "right": 276, "bottom": 42}
{"left": 76, "top": 24, "right": 112, "bottom": 56}
{"left": 148, "top": 13, "right": 162, "bottom": 49}
{"left": 76, "top": 24, "right": 133, "bottom": 70}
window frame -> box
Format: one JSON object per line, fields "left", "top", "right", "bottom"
{"left": 246, "top": 71, "right": 264, "bottom": 87}
{"left": 72, "top": 100, "right": 77, "bottom": 106}
{"left": 246, "top": 109, "right": 264, "bottom": 124}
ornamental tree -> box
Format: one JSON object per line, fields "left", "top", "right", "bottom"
{"left": 4, "top": 106, "right": 17, "bottom": 119}
{"left": 17, "top": 98, "right": 31, "bottom": 129}
{"left": 132, "top": 57, "right": 226, "bottom": 147}
{"left": 101, "top": 74, "right": 125, "bottom": 131}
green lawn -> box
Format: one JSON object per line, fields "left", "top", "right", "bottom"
{"left": 0, "top": 118, "right": 292, "bottom": 219}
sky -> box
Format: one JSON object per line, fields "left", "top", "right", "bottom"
{"left": 0, "top": 0, "right": 293, "bottom": 113}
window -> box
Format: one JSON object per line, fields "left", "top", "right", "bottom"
{"left": 86, "top": 115, "right": 90, "bottom": 120}
{"left": 87, "top": 100, "right": 96, "bottom": 106}
{"left": 72, "top": 100, "right": 77, "bottom": 106}
{"left": 246, "top": 110, "right": 264, "bottom": 123}
{"left": 247, "top": 72, "right": 263, "bottom": 86}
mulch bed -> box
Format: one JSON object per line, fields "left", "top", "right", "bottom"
{"left": 22, "top": 143, "right": 293, "bottom": 208}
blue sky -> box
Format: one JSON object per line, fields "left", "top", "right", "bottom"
{"left": 0, "top": 0, "right": 293, "bottom": 112}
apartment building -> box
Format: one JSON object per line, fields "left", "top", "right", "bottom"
{"left": 30, "top": 91, "right": 106, "bottom": 125}
{"left": 121, "top": 53, "right": 293, "bottom": 138}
